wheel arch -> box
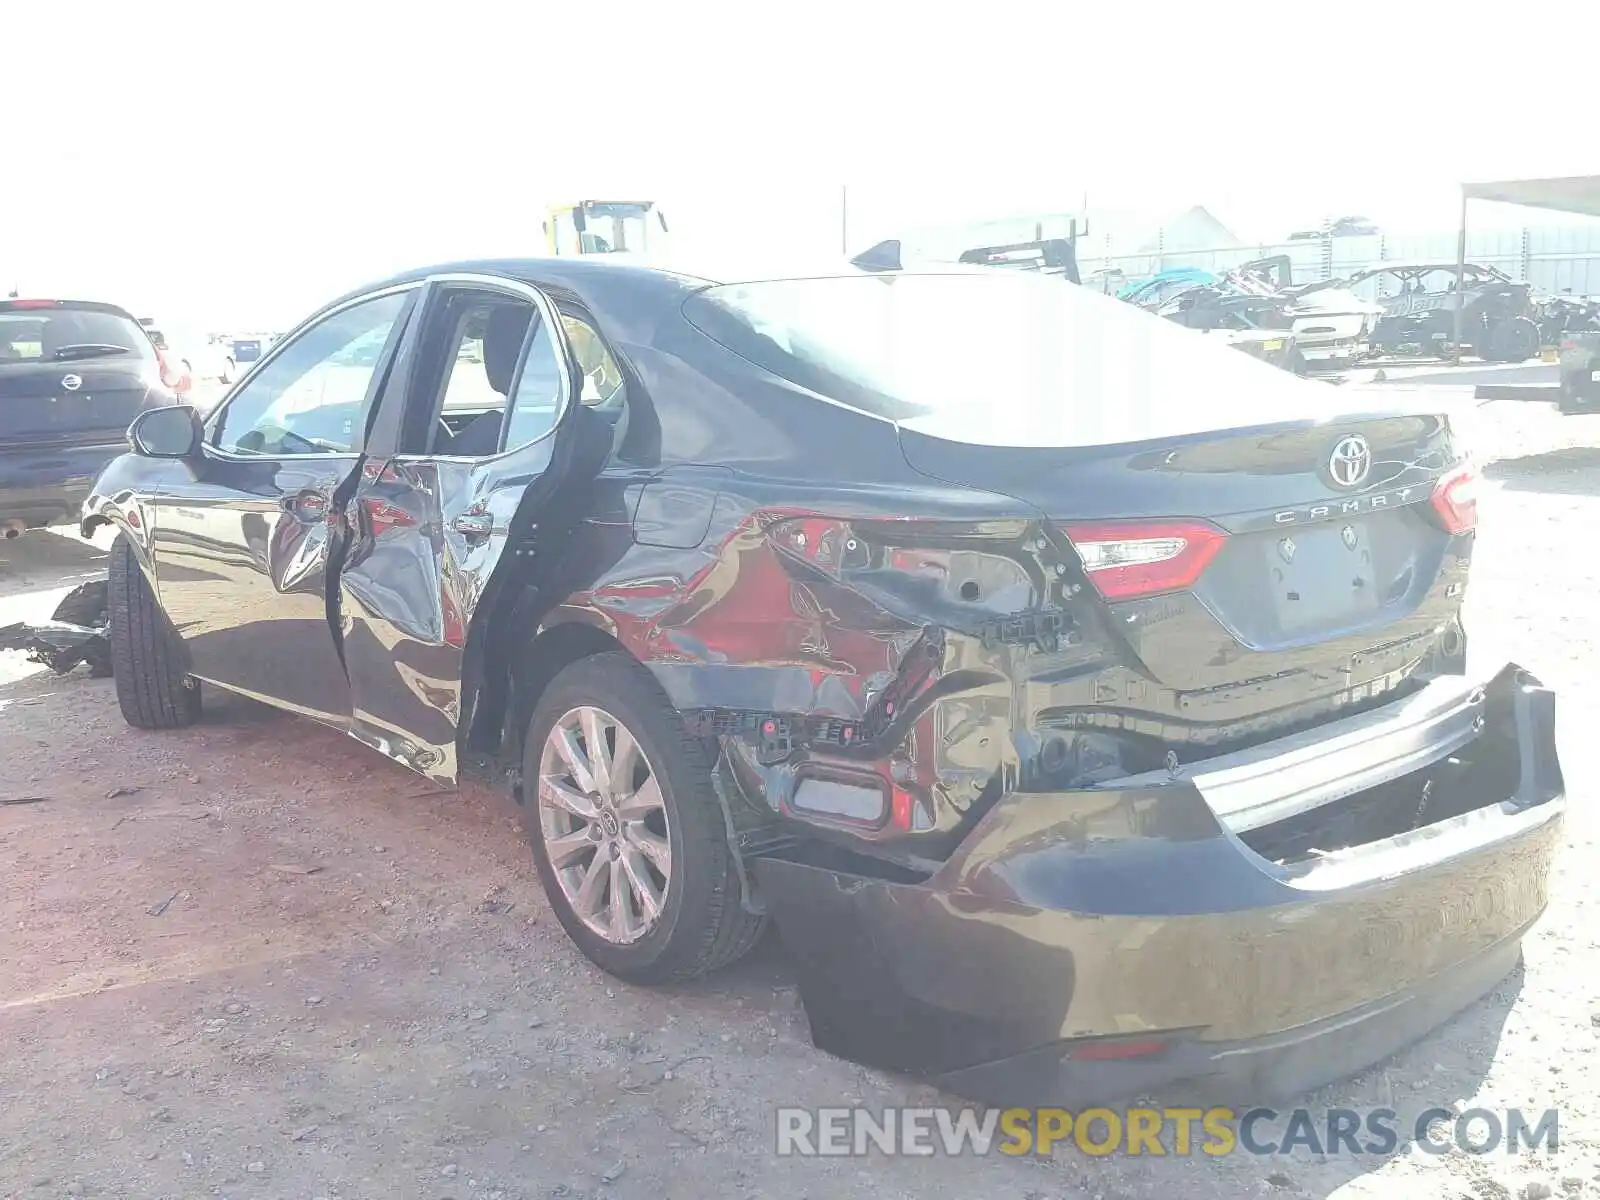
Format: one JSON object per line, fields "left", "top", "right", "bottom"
{"left": 81, "top": 507, "right": 157, "bottom": 576}
{"left": 473, "top": 610, "right": 634, "bottom": 789}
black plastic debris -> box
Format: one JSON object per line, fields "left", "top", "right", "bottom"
{"left": 0, "top": 577, "right": 112, "bottom": 676}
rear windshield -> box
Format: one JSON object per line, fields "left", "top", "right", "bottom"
{"left": 681, "top": 271, "right": 1335, "bottom": 447}
{"left": 0, "top": 305, "right": 153, "bottom": 364}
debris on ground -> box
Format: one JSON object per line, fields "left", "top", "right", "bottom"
{"left": 0, "top": 578, "right": 112, "bottom": 676}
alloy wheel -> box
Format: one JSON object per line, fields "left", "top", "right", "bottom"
{"left": 537, "top": 705, "right": 673, "bottom": 944}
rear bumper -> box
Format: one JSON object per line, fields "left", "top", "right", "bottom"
{"left": 1298, "top": 338, "right": 1363, "bottom": 363}
{"left": 754, "top": 663, "right": 1563, "bottom": 1105}
{"left": 0, "top": 442, "right": 125, "bottom": 528}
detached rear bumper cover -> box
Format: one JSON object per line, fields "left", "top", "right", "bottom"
{"left": 754, "top": 663, "right": 1563, "bottom": 1105}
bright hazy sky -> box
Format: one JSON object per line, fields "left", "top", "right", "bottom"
{"left": 9, "top": 3, "right": 1599, "bottom": 329}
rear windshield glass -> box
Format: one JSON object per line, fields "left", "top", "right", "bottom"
{"left": 0, "top": 305, "right": 152, "bottom": 364}
{"left": 681, "top": 272, "right": 1333, "bottom": 447}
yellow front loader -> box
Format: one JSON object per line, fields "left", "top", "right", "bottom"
{"left": 543, "top": 200, "right": 667, "bottom": 256}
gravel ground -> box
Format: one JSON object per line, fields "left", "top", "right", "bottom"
{"left": 0, "top": 401, "right": 1596, "bottom": 1200}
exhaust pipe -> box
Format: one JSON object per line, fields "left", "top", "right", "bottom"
{"left": 0, "top": 520, "right": 28, "bottom": 540}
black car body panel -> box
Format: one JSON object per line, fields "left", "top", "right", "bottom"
{"left": 1, "top": 298, "right": 173, "bottom": 529}
{"left": 81, "top": 257, "right": 1561, "bottom": 1103}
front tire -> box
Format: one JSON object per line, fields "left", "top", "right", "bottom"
{"left": 521, "top": 652, "right": 764, "bottom": 984}
{"left": 108, "top": 534, "right": 200, "bottom": 729}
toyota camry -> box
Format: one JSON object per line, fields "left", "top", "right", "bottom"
{"left": 81, "top": 253, "right": 1563, "bottom": 1105}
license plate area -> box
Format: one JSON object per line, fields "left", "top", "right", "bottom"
{"left": 1267, "top": 521, "right": 1380, "bottom": 632}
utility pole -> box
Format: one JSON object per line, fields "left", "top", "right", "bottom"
{"left": 1451, "top": 187, "right": 1468, "bottom": 364}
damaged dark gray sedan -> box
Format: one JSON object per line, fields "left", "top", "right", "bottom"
{"left": 81, "top": 255, "right": 1564, "bottom": 1106}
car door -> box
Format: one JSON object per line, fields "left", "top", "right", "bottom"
{"left": 147, "top": 285, "right": 419, "bottom": 721}
{"left": 335, "top": 273, "right": 602, "bottom": 782}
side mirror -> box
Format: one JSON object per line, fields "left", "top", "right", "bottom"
{"left": 128, "top": 404, "right": 203, "bottom": 459}
{"left": 571, "top": 206, "right": 588, "bottom": 233}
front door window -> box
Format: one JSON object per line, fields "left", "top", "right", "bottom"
{"left": 212, "top": 291, "right": 410, "bottom": 456}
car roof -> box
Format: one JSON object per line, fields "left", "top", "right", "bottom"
{"left": 0, "top": 298, "right": 141, "bottom": 320}
{"left": 321, "top": 252, "right": 1006, "bottom": 316}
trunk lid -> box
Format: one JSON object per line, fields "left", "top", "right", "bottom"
{"left": 898, "top": 386, "right": 1469, "bottom": 719}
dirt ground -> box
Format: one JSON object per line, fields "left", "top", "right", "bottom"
{"left": 1, "top": 402, "right": 1598, "bottom": 1200}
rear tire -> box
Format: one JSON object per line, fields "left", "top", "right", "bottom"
{"left": 1486, "top": 316, "right": 1540, "bottom": 363}
{"left": 108, "top": 534, "right": 200, "bottom": 729}
{"left": 521, "top": 652, "right": 764, "bottom": 984}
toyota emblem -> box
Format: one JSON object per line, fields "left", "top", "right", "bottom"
{"left": 61, "top": 374, "right": 82, "bottom": 391}
{"left": 1328, "top": 434, "right": 1371, "bottom": 489}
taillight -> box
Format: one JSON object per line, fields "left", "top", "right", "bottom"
{"left": 5, "top": 298, "right": 60, "bottom": 309}
{"left": 1430, "top": 464, "right": 1479, "bottom": 533}
{"left": 1060, "top": 519, "right": 1228, "bottom": 600}
{"left": 152, "top": 344, "right": 190, "bottom": 394}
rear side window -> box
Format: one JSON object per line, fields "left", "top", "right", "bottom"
{"left": 0, "top": 304, "right": 153, "bottom": 364}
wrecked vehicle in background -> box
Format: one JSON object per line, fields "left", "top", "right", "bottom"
{"left": 1305, "top": 261, "right": 1542, "bottom": 362}
{"left": 1535, "top": 291, "right": 1600, "bottom": 345}
{"left": 1119, "top": 260, "right": 1383, "bottom": 373}
{"left": 81, "top": 255, "right": 1563, "bottom": 1105}
{"left": 1117, "top": 269, "right": 1304, "bottom": 373}
{"left": 1231, "top": 256, "right": 1384, "bottom": 370}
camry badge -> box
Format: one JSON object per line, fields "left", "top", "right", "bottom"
{"left": 61, "top": 374, "right": 82, "bottom": 391}
{"left": 1328, "top": 434, "right": 1371, "bottom": 489}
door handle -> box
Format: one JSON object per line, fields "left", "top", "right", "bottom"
{"left": 450, "top": 511, "right": 493, "bottom": 543}
{"left": 285, "top": 490, "right": 329, "bottom": 524}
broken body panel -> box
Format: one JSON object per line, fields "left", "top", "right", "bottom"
{"left": 80, "top": 257, "right": 1563, "bottom": 1104}
{"left": 0, "top": 579, "right": 112, "bottom": 675}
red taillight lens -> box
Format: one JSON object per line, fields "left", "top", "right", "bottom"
{"left": 1061, "top": 519, "right": 1228, "bottom": 600}
{"left": 1430, "top": 464, "right": 1479, "bottom": 533}
{"left": 6, "top": 298, "right": 61, "bottom": 309}
{"left": 1064, "top": 1037, "right": 1168, "bottom": 1062}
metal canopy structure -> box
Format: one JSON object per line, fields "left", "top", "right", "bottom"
{"left": 1451, "top": 175, "right": 1600, "bottom": 359}
{"left": 1463, "top": 175, "right": 1600, "bottom": 219}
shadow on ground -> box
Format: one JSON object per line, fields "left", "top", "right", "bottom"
{"left": 1485, "top": 446, "right": 1600, "bottom": 496}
